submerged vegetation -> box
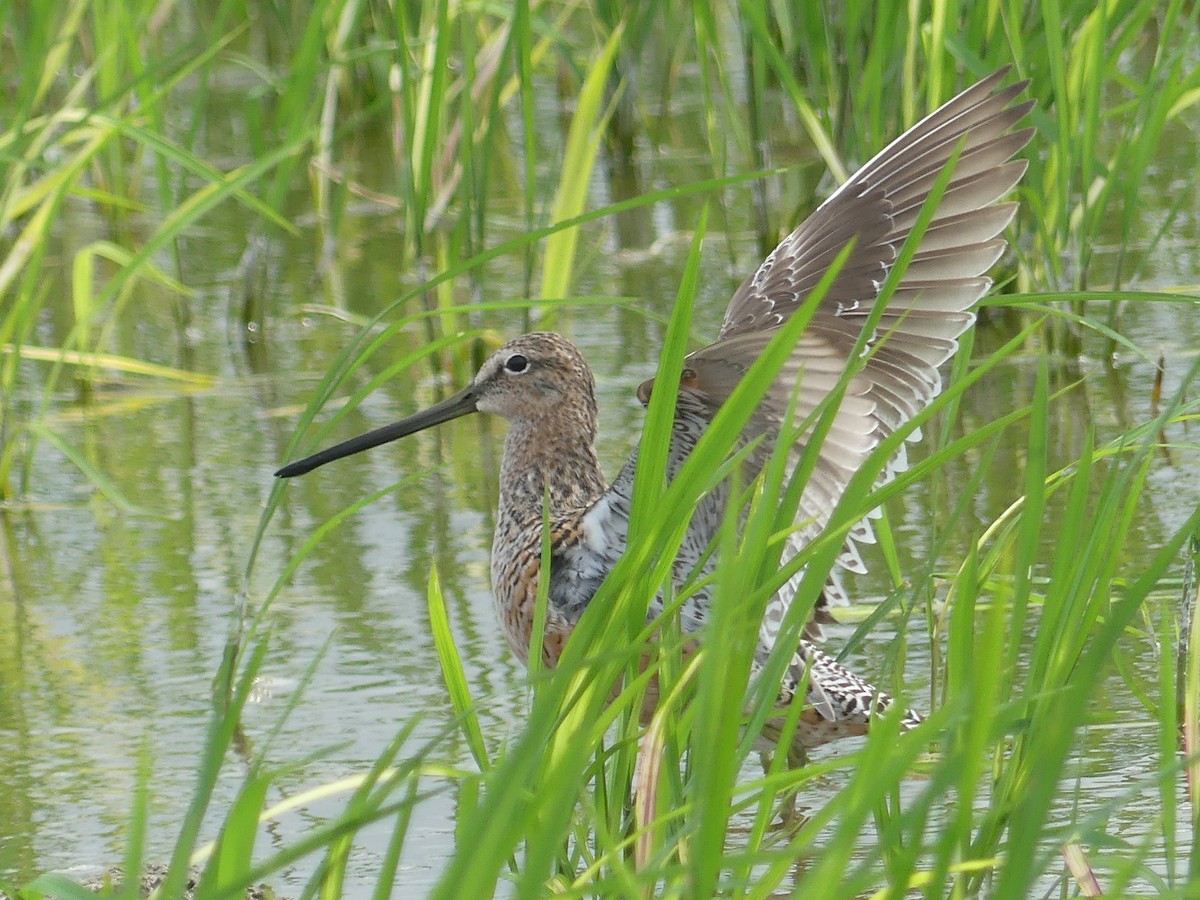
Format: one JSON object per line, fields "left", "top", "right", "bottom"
{"left": 3, "top": 0, "right": 1200, "bottom": 897}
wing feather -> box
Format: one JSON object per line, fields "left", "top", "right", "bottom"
{"left": 711, "top": 71, "right": 1030, "bottom": 645}
{"left": 594, "top": 70, "right": 1031, "bottom": 652}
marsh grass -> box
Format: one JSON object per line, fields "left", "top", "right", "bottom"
{"left": 4, "top": 0, "right": 1200, "bottom": 897}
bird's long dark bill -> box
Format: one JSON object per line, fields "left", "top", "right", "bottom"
{"left": 274, "top": 384, "right": 477, "bottom": 478}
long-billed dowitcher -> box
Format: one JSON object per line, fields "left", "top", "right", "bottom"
{"left": 278, "top": 69, "right": 1032, "bottom": 752}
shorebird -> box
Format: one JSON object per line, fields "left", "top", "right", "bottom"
{"left": 277, "top": 69, "right": 1032, "bottom": 752}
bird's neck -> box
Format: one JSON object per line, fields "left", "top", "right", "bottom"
{"left": 496, "top": 417, "right": 606, "bottom": 525}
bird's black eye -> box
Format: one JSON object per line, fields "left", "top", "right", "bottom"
{"left": 504, "top": 354, "right": 529, "bottom": 373}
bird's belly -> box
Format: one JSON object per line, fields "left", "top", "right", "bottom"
{"left": 492, "top": 537, "right": 706, "bottom": 667}
{"left": 491, "top": 549, "right": 575, "bottom": 667}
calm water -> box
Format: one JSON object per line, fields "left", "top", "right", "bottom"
{"left": 3, "top": 55, "right": 1200, "bottom": 897}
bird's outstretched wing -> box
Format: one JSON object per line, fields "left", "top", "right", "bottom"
{"left": 579, "top": 69, "right": 1032, "bottom": 653}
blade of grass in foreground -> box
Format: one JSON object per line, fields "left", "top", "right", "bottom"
{"left": 427, "top": 564, "right": 490, "bottom": 771}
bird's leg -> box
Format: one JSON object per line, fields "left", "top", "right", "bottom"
{"left": 758, "top": 747, "right": 809, "bottom": 831}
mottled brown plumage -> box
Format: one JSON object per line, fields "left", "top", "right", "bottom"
{"left": 278, "top": 69, "right": 1032, "bottom": 753}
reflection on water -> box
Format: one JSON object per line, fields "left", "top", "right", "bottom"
{"left": 2, "top": 57, "right": 1200, "bottom": 900}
